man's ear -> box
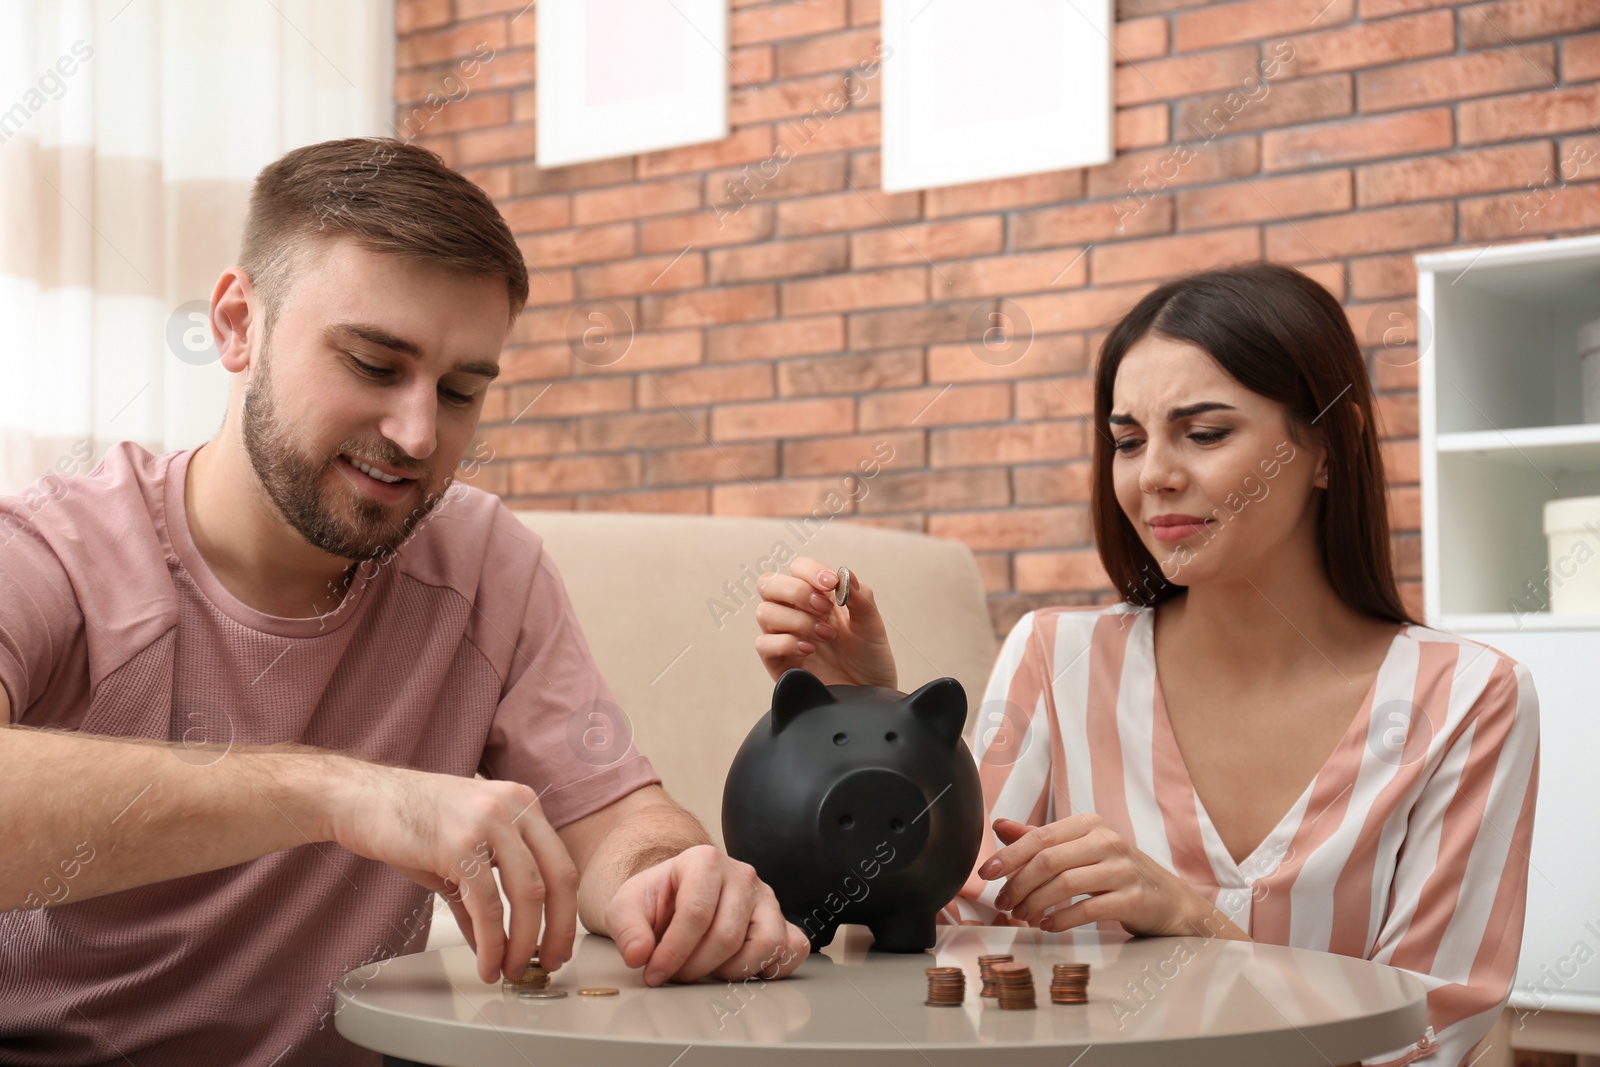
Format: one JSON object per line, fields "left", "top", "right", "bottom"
{"left": 210, "top": 266, "right": 258, "bottom": 375}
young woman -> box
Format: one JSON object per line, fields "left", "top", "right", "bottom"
{"left": 754, "top": 264, "right": 1539, "bottom": 1067}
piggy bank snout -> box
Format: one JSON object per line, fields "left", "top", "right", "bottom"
{"left": 816, "top": 768, "right": 932, "bottom": 873}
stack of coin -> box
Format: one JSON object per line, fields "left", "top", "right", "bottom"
{"left": 977, "top": 954, "right": 1013, "bottom": 998}
{"left": 1050, "top": 963, "right": 1090, "bottom": 1005}
{"left": 992, "top": 962, "right": 1036, "bottom": 1010}
{"left": 924, "top": 966, "right": 965, "bottom": 1007}
{"left": 502, "top": 957, "right": 566, "bottom": 1000}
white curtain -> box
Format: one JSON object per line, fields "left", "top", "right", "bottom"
{"left": 0, "top": 0, "right": 394, "bottom": 493}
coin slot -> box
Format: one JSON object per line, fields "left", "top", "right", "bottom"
{"left": 833, "top": 732, "right": 848, "bottom": 745}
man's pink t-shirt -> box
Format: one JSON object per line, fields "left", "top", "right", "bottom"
{"left": 0, "top": 442, "right": 661, "bottom": 1065}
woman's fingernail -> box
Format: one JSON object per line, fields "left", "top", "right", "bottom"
{"left": 810, "top": 593, "right": 831, "bottom": 612}
{"left": 995, "top": 893, "right": 1010, "bottom": 910}
{"left": 646, "top": 970, "right": 666, "bottom": 986}
{"left": 979, "top": 859, "right": 1001, "bottom": 878}
{"left": 797, "top": 641, "right": 815, "bottom": 654}
{"left": 819, "top": 571, "right": 836, "bottom": 588}
{"left": 815, "top": 622, "right": 837, "bottom": 640}
{"left": 1012, "top": 904, "right": 1028, "bottom": 920}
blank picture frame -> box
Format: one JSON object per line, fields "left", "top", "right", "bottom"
{"left": 537, "top": 0, "right": 729, "bottom": 168}
{"left": 881, "top": 0, "right": 1114, "bottom": 193}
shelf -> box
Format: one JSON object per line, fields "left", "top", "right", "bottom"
{"left": 1438, "top": 612, "right": 1600, "bottom": 633}
{"left": 1436, "top": 424, "right": 1600, "bottom": 477}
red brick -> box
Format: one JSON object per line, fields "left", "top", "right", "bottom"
{"left": 1349, "top": 255, "right": 1419, "bottom": 300}
{"left": 712, "top": 396, "right": 855, "bottom": 441}
{"left": 975, "top": 553, "right": 1011, "bottom": 594}
{"left": 1123, "top": 0, "right": 1221, "bottom": 12}
{"left": 1174, "top": 74, "right": 1352, "bottom": 138}
{"left": 644, "top": 444, "right": 780, "bottom": 486}
{"left": 1015, "top": 550, "right": 1111, "bottom": 593}
{"left": 1013, "top": 196, "right": 1175, "bottom": 250}
{"left": 397, "top": 18, "right": 508, "bottom": 69}
{"left": 501, "top": 194, "right": 571, "bottom": 234}
{"left": 775, "top": 109, "right": 881, "bottom": 157}
{"left": 784, "top": 431, "right": 925, "bottom": 476}
{"left": 1263, "top": 108, "right": 1453, "bottom": 171}
{"left": 576, "top": 253, "right": 707, "bottom": 298}
{"left": 461, "top": 163, "right": 513, "bottom": 200}
{"left": 930, "top": 424, "right": 1088, "bottom": 467}
{"left": 732, "top": 74, "right": 850, "bottom": 126}
{"left": 1175, "top": 0, "right": 1353, "bottom": 52}
{"left": 1116, "top": 16, "right": 1171, "bottom": 61}
{"left": 732, "top": 0, "right": 848, "bottom": 46}
{"left": 732, "top": 45, "right": 775, "bottom": 88}
{"left": 1014, "top": 462, "right": 1092, "bottom": 505}
{"left": 931, "top": 249, "right": 1090, "bottom": 300}
{"left": 1357, "top": 44, "right": 1556, "bottom": 113}
{"left": 1382, "top": 439, "right": 1419, "bottom": 483}
{"left": 1461, "top": 0, "right": 1600, "bottom": 49}
{"left": 1298, "top": 261, "right": 1350, "bottom": 300}
{"left": 851, "top": 218, "right": 1004, "bottom": 269}
{"left": 1178, "top": 170, "right": 1351, "bottom": 229}
{"left": 925, "top": 172, "right": 1085, "bottom": 219}
{"left": 928, "top": 335, "right": 1089, "bottom": 384}
{"left": 776, "top": 27, "right": 882, "bottom": 77}
{"left": 1360, "top": 0, "right": 1453, "bottom": 15}
{"left": 709, "top": 315, "right": 846, "bottom": 362}
{"left": 579, "top": 330, "right": 705, "bottom": 377}
{"left": 1091, "top": 227, "right": 1260, "bottom": 285}
{"left": 480, "top": 420, "right": 577, "bottom": 459}
{"left": 396, "top": 0, "right": 451, "bottom": 34}
{"left": 1009, "top": 284, "right": 1157, "bottom": 334}
{"left": 1357, "top": 144, "right": 1556, "bottom": 207}
{"left": 639, "top": 365, "right": 775, "bottom": 409}
{"left": 1115, "top": 45, "right": 1262, "bottom": 106}
{"left": 859, "top": 384, "right": 1011, "bottom": 430}
{"left": 1266, "top": 203, "right": 1455, "bottom": 261}
{"left": 455, "top": 122, "right": 544, "bottom": 167}
{"left": 848, "top": 303, "right": 985, "bottom": 350}
{"left": 708, "top": 154, "right": 848, "bottom": 208}
{"left": 709, "top": 236, "right": 849, "bottom": 283}
{"left": 777, "top": 349, "right": 924, "bottom": 396}
{"left": 778, "top": 189, "right": 922, "bottom": 236}
{"left": 856, "top": 470, "right": 1010, "bottom": 513}
{"left": 574, "top": 411, "right": 709, "bottom": 452}
{"left": 1086, "top": 137, "right": 1260, "bottom": 199}
{"left": 1388, "top": 486, "right": 1421, "bottom": 530}
{"left": 518, "top": 223, "right": 635, "bottom": 268}
{"left": 711, "top": 478, "right": 860, "bottom": 518}
{"left": 454, "top": 0, "right": 534, "bottom": 15}
{"left": 500, "top": 343, "right": 571, "bottom": 383}
{"left": 1015, "top": 376, "right": 1097, "bottom": 421}
{"left": 524, "top": 271, "right": 577, "bottom": 307}
{"left": 474, "top": 49, "right": 539, "bottom": 91}
{"left": 1117, "top": 105, "right": 1171, "bottom": 151}
{"left": 1374, "top": 393, "right": 1419, "bottom": 437}
{"left": 928, "top": 507, "right": 1091, "bottom": 551}
{"left": 852, "top": 0, "right": 878, "bottom": 23}
{"left": 641, "top": 285, "right": 778, "bottom": 329}
{"left": 576, "top": 488, "right": 710, "bottom": 514}
{"left": 572, "top": 177, "right": 702, "bottom": 225}
{"left": 1566, "top": 32, "right": 1600, "bottom": 82}
{"left": 639, "top": 204, "right": 775, "bottom": 253}
{"left": 636, "top": 127, "right": 775, "bottom": 180}
{"left": 783, "top": 266, "right": 925, "bottom": 315}
{"left": 1460, "top": 181, "right": 1600, "bottom": 240}
{"left": 505, "top": 378, "right": 634, "bottom": 417}
{"left": 1375, "top": 350, "right": 1419, "bottom": 392}
{"left": 510, "top": 455, "right": 641, "bottom": 496}
{"left": 513, "top": 157, "right": 634, "bottom": 196}
{"left": 1276, "top": 10, "right": 1454, "bottom": 78}
{"left": 1460, "top": 85, "right": 1600, "bottom": 145}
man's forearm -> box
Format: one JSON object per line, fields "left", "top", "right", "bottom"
{"left": 575, "top": 798, "right": 710, "bottom": 937}
{"left": 2, "top": 725, "right": 347, "bottom": 910}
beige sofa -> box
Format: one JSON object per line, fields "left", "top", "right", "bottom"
{"left": 426, "top": 510, "right": 1000, "bottom": 948}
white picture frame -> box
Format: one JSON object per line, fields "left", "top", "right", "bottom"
{"left": 537, "top": 0, "right": 729, "bottom": 168}
{"left": 881, "top": 0, "right": 1114, "bottom": 193}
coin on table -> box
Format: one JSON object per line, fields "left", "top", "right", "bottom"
{"left": 578, "top": 987, "right": 619, "bottom": 997}
{"left": 514, "top": 988, "right": 568, "bottom": 1000}
{"left": 834, "top": 566, "right": 852, "bottom": 607}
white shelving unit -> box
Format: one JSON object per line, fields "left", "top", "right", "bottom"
{"left": 1418, "top": 234, "right": 1600, "bottom": 1016}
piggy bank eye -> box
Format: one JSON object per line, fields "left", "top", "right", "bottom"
{"left": 833, "top": 732, "right": 848, "bottom": 746}
{"left": 885, "top": 731, "right": 898, "bottom": 742}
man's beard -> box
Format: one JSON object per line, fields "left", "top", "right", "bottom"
{"left": 240, "top": 349, "right": 444, "bottom": 561}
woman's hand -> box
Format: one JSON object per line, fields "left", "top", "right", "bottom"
{"left": 980, "top": 815, "right": 1235, "bottom": 939}
{"left": 754, "top": 556, "right": 897, "bottom": 689}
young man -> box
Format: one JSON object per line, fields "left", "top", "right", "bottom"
{"left": 0, "top": 138, "right": 807, "bottom": 1066}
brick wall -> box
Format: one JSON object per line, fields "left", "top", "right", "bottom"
{"left": 395, "top": 0, "right": 1600, "bottom": 637}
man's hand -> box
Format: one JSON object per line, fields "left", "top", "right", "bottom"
{"left": 604, "top": 844, "right": 810, "bottom": 986}
{"left": 326, "top": 761, "right": 580, "bottom": 984}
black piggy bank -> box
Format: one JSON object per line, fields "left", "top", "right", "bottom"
{"left": 721, "top": 668, "right": 984, "bottom": 953}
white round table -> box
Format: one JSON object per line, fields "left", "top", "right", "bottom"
{"left": 335, "top": 924, "right": 1428, "bottom": 1066}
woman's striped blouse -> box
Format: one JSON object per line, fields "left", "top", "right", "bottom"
{"left": 940, "top": 603, "right": 1540, "bottom": 1067}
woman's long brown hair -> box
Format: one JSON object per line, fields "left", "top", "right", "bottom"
{"left": 1090, "top": 262, "right": 1417, "bottom": 626}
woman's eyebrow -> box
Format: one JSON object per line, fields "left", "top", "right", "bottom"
{"left": 1108, "top": 401, "right": 1237, "bottom": 425}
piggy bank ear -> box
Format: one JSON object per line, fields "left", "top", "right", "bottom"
{"left": 907, "top": 677, "right": 967, "bottom": 747}
{"left": 772, "top": 668, "right": 837, "bottom": 734}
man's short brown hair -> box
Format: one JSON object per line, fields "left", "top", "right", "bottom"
{"left": 239, "top": 137, "right": 528, "bottom": 334}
